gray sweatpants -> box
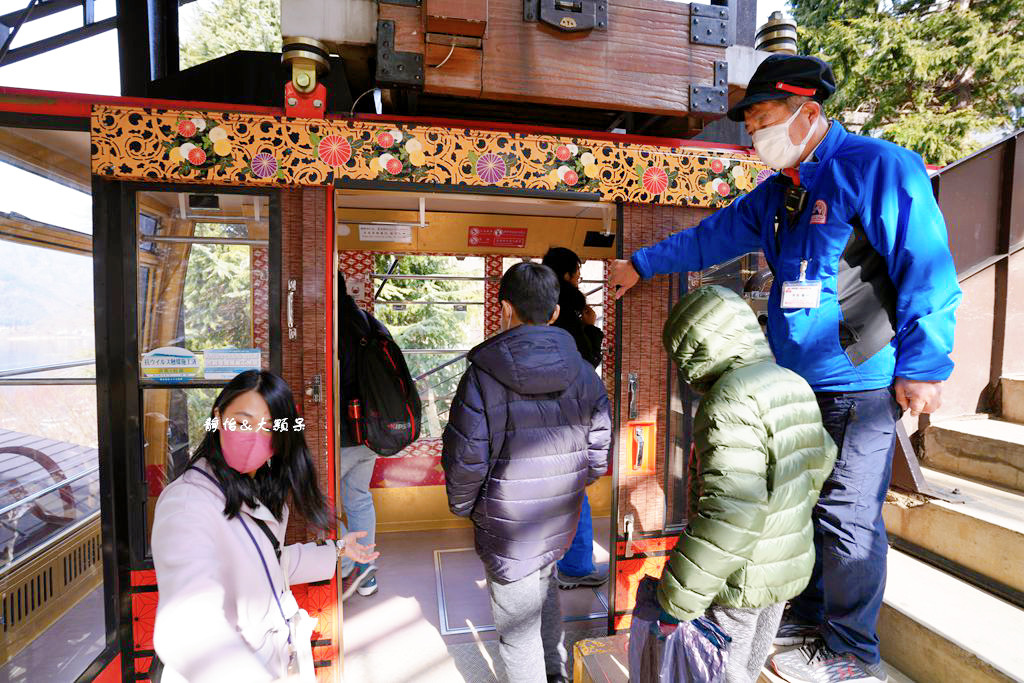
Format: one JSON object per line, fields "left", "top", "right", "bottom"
{"left": 705, "top": 602, "right": 785, "bottom": 683}
{"left": 486, "top": 563, "right": 567, "bottom": 683}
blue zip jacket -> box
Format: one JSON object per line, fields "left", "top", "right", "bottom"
{"left": 631, "top": 123, "right": 961, "bottom": 392}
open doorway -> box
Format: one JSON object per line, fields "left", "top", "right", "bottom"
{"left": 332, "top": 189, "right": 617, "bottom": 682}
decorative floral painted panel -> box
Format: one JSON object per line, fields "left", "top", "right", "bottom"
{"left": 91, "top": 106, "right": 771, "bottom": 208}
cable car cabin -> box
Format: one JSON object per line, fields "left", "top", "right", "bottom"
{"left": 0, "top": 89, "right": 772, "bottom": 682}
{"left": 2, "top": 0, "right": 1023, "bottom": 675}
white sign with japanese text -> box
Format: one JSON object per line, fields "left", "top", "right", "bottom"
{"left": 358, "top": 223, "right": 413, "bottom": 243}
{"left": 203, "top": 348, "right": 262, "bottom": 380}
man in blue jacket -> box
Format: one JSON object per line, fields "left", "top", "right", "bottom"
{"left": 608, "top": 54, "right": 960, "bottom": 683}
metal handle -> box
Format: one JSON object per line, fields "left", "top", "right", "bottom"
{"left": 634, "top": 426, "right": 645, "bottom": 469}
{"left": 287, "top": 279, "right": 297, "bottom": 340}
{"left": 624, "top": 513, "right": 635, "bottom": 559}
{"left": 628, "top": 373, "right": 638, "bottom": 420}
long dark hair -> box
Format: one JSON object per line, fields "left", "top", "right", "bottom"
{"left": 542, "top": 247, "right": 587, "bottom": 317}
{"left": 183, "top": 370, "right": 329, "bottom": 529}
{"left": 542, "top": 247, "right": 582, "bottom": 284}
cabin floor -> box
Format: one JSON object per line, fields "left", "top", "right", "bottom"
{"left": 342, "top": 517, "right": 612, "bottom": 683}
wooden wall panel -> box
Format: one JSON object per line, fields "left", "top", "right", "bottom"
{"left": 281, "top": 187, "right": 330, "bottom": 544}
{"left": 615, "top": 204, "right": 711, "bottom": 536}
{"left": 425, "top": 44, "right": 483, "bottom": 97}
{"left": 480, "top": 1, "right": 720, "bottom": 115}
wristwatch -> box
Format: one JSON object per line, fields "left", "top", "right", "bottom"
{"left": 334, "top": 537, "right": 346, "bottom": 558}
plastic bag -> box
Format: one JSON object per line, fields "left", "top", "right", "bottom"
{"left": 628, "top": 576, "right": 730, "bottom": 683}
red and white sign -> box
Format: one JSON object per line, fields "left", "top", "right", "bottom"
{"left": 468, "top": 226, "right": 528, "bottom": 248}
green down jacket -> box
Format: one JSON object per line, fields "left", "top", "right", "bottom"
{"left": 657, "top": 285, "right": 836, "bottom": 620}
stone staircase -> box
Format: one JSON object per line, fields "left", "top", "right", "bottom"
{"left": 880, "top": 374, "right": 1024, "bottom": 682}
{"left": 574, "top": 376, "right": 1024, "bottom": 683}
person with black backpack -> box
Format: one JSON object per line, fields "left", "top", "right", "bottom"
{"left": 337, "top": 273, "right": 422, "bottom": 601}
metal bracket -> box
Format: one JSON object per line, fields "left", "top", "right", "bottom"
{"left": 890, "top": 421, "right": 964, "bottom": 503}
{"left": 375, "top": 20, "right": 424, "bottom": 89}
{"left": 690, "top": 60, "right": 728, "bottom": 115}
{"left": 307, "top": 374, "right": 323, "bottom": 404}
{"left": 623, "top": 514, "right": 635, "bottom": 558}
{"left": 524, "top": 0, "right": 607, "bottom": 32}
{"left": 690, "top": 3, "right": 730, "bottom": 46}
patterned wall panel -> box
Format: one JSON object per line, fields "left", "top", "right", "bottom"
{"left": 252, "top": 246, "right": 270, "bottom": 355}
{"left": 91, "top": 106, "right": 765, "bottom": 209}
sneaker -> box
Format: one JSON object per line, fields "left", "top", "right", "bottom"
{"left": 771, "top": 639, "right": 888, "bottom": 683}
{"left": 555, "top": 566, "right": 608, "bottom": 589}
{"left": 356, "top": 574, "right": 378, "bottom": 597}
{"left": 340, "top": 563, "right": 376, "bottom": 602}
{"left": 774, "top": 612, "right": 820, "bottom": 646}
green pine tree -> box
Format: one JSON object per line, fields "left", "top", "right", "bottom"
{"left": 791, "top": 0, "right": 1024, "bottom": 165}
{"left": 371, "top": 254, "right": 485, "bottom": 436}
{"left": 180, "top": 0, "right": 282, "bottom": 70}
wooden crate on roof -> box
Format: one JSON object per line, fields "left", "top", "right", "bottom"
{"left": 377, "top": 0, "right": 732, "bottom": 123}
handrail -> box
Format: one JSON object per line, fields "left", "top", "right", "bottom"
{"left": 415, "top": 352, "right": 469, "bottom": 382}
{"left": 373, "top": 273, "right": 491, "bottom": 281}
{"left": 0, "top": 465, "right": 99, "bottom": 518}
{"left": 0, "top": 359, "right": 95, "bottom": 378}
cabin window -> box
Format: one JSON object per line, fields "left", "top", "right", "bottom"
{"left": 370, "top": 254, "right": 486, "bottom": 439}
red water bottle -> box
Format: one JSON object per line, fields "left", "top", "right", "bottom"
{"left": 348, "top": 399, "right": 363, "bottom": 444}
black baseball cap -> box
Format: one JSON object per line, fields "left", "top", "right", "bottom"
{"left": 727, "top": 54, "right": 836, "bottom": 122}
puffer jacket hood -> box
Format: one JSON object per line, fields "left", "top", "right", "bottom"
{"left": 657, "top": 286, "right": 837, "bottom": 620}
{"left": 663, "top": 284, "right": 773, "bottom": 392}
{"left": 443, "top": 324, "right": 612, "bottom": 582}
{"left": 469, "top": 324, "right": 581, "bottom": 395}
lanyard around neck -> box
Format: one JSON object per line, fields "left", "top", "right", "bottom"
{"left": 188, "top": 466, "right": 292, "bottom": 645}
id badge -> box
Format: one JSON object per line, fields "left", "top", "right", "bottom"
{"left": 781, "top": 279, "right": 822, "bottom": 309}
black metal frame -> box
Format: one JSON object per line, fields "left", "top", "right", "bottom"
{"left": 88, "top": 179, "right": 283, "bottom": 680}
{"left": 123, "top": 182, "right": 282, "bottom": 567}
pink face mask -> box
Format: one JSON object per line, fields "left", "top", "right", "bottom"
{"left": 219, "top": 428, "right": 274, "bottom": 473}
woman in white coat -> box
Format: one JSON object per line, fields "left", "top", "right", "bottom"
{"left": 152, "top": 370, "right": 377, "bottom": 683}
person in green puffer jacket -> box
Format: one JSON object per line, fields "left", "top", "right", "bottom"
{"left": 656, "top": 285, "right": 836, "bottom": 683}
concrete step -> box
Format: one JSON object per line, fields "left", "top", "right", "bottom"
{"left": 879, "top": 550, "right": 1024, "bottom": 683}
{"left": 1003, "top": 375, "right": 1024, "bottom": 425}
{"left": 884, "top": 468, "right": 1024, "bottom": 602}
{"left": 922, "top": 415, "right": 1024, "bottom": 493}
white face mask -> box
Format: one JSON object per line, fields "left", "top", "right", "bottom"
{"left": 751, "top": 106, "right": 819, "bottom": 170}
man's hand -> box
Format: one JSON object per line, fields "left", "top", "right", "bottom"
{"left": 894, "top": 378, "right": 943, "bottom": 417}
{"left": 608, "top": 259, "right": 640, "bottom": 300}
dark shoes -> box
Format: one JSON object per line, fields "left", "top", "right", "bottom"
{"left": 555, "top": 567, "right": 608, "bottom": 589}
{"left": 340, "top": 563, "right": 377, "bottom": 602}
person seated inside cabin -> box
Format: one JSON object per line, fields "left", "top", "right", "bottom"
{"left": 540, "top": 246, "right": 609, "bottom": 591}
{"left": 442, "top": 262, "right": 612, "bottom": 683}
{"left": 655, "top": 286, "right": 836, "bottom": 683}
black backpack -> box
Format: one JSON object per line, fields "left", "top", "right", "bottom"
{"left": 348, "top": 310, "right": 422, "bottom": 456}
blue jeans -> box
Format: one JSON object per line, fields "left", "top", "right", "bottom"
{"left": 339, "top": 444, "right": 378, "bottom": 577}
{"left": 789, "top": 388, "right": 901, "bottom": 665}
{"left": 557, "top": 492, "right": 596, "bottom": 577}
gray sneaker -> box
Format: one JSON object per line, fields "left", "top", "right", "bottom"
{"left": 555, "top": 566, "right": 608, "bottom": 589}
{"left": 771, "top": 640, "right": 888, "bottom": 683}
{"left": 774, "top": 612, "right": 820, "bottom": 646}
